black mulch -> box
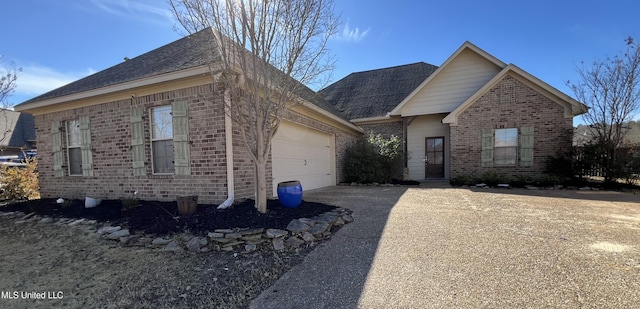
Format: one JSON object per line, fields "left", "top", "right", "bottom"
{"left": 0, "top": 198, "right": 337, "bottom": 236}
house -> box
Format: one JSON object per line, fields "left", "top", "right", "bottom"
{"left": 0, "top": 109, "right": 36, "bottom": 157}
{"left": 14, "top": 28, "right": 586, "bottom": 204}
{"left": 14, "top": 28, "right": 362, "bottom": 204}
{"left": 320, "top": 42, "right": 587, "bottom": 181}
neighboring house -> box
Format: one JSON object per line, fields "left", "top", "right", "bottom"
{"left": 0, "top": 109, "right": 36, "bottom": 157}
{"left": 320, "top": 42, "right": 587, "bottom": 180}
{"left": 14, "top": 28, "right": 362, "bottom": 204}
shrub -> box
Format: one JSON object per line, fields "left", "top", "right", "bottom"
{"left": 0, "top": 159, "right": 40, "bottom": 201}
{"left": 343, "top": 134, "right": 403, "bottom": 184}
{"left": 479, "top": 171, "right": 509, "bottom": 187}
{"left": 450, "top": 174, "right": 475, "bottom": 186}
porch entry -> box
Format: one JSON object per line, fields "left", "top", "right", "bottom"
{"left": 424, "top": 137, "right": 444, "bottom": 178}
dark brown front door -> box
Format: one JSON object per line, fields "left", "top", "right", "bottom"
{"left": 425, "top": 137, "right": 444, "bottom": 179}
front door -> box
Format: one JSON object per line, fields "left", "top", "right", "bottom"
{"left": 425, "top": 137, "right": 444, "bottom": 178}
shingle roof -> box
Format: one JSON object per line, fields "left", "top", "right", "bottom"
{"left": 17, "top": 29, "right": 219, "bottom": 107}
{"left": 15, "top": 29, "right": 349, "bottom": 123}
{"left": 319, "top": 62, "right": 438, "bottom": 120}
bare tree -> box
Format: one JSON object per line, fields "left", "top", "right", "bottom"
{"left": 0, "top": 55, "right": 21, "bottom": 145}
{"left": 568, "top": 37, "right": 640, "bottom": 182}
{"left": 169, "top": 0, "right": 339, "bottom": 212}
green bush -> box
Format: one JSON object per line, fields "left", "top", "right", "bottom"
{"left": 450, "top": 174, "right": 475, "bottom": 186}
{"left": 343, "top": 134, "right": 403, "bottom": 184}
{"left": 0, "top": 159, "right": 40, "bottom": 201}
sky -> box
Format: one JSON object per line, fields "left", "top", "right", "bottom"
{"left": 2, "top": 0, "right": 639, "bottom": 120}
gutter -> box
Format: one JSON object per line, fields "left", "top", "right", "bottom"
{"left": 218, "top": 89, "right": 235, "bottom": 209}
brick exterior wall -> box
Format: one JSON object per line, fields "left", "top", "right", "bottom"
{"left": 450, "top": 75, "right": 573, "bottom": 180}
{"left": 34, "top": 83, "right": 359, "bottom": 204}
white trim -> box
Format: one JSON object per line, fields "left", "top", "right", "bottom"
{"left": 14, "top": 66, "right": 211, "bottom": 112}
{"left": 350, "top": 115, "right": 394, "bottom": 124}
{"left": 389, "top": 41, "right": 507, "bottom": 116}
{"left": 296, "top": 98, "right": 364, "bottom": 134}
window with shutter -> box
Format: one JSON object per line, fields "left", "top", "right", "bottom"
{"left": 481, "top": 129, "right": 494, "bottom": 167}
{"left": 67, "top": 119, "right": 82, "bottom": 176}
{"left": 51, "top": 120, "right": 64, "bottom": 177}
{"left": 520, "top": 127, "right": 534, "bottom": 166}
{"left": 172, "top": 101, "right": 191, "bottom": 175}
{"left": 494, "top": 128, "right": 518, "bottom": 166}
{"left": 131, "top": 107, "right": 146, "bottom": 176}
{"left": 80, "top": 116, "right": 93, "bottom": 176}
{"left": 150, "top": 105, "right": 175, "bottom": 174}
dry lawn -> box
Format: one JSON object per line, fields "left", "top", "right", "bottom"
{"left": 0, "top": 216, "right": 314, "bottom": 309}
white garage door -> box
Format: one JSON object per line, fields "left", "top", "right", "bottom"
{"left": 271, "top": 121, "right": 335, "bottom": 196}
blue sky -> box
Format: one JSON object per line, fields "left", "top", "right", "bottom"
{"left": 2, "top": 0, "right": 638, "bottom": 113}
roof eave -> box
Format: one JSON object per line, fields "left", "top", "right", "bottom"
{"left": 14, "top": 65, "right": 212, "bottom": 113}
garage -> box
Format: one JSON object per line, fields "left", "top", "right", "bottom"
{"left": 271, "top": 121, "right": 335, "bottom": 196}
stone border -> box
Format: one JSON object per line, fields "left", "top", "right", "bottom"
{"left": 0, "top": 207, "right": 354, "bottom": 254}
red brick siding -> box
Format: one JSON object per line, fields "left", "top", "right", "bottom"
{"left": 450, "top": 75, "right": 573, "bottom": 180}
{"left": 34, "top": 83, "right": 359, "bottom": 204}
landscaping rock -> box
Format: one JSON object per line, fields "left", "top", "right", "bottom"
{"left": 245, "top": 244, "right": 257, "bottom": 252}
{"left": 152, "top": 237, "right": 172, "bottom": 246}
{"left": 265, "top": 229, "right": 288, "bottom": 238}
{"left": 199, "top": 237, "right": 208, "bottom": 246}
{"left": 286, "top": 236, "right": 305, "bottom": 248}
{"left": 214, "top": 229, "right": 235, "bottom": 233}
{"left": 342, "top": 215, "right": 354, "bottom": 223}
{"left": 298, "top": 218, "right": 317, "bottom": 226}
{"left": 239, "top": 228, "right": 264, "bottom": 235}
{"left": 186, "top": 237, "right": 203, "bottom": 253}
{"left": 207, "top": 232, "right": 225, "bottom": 238}
{"left": 106, "top": 229, "right": 130, "bottom": 240}
{"left": 225, "top": 233, "right": 243, "bottom": 239}
{"left": 333, "top": 217, "right": 345, "bottom": 226}
{"left": 211, "top": 237, "right": 233, "bottom": 243}
{"left": 301, "top": 232, "right": 316, "bottom": 242}
{"left": 119, "top": 236, "right": 136, "bottom": 244}
{"left": 579, "top": 186, "right": 592, "bottom": 191}
{"left": 272, "top": 238, "right": 285, "bottom": 251}
{"left": 97, "top": 226, "right": 121, "bottom": 235}
{"left": 309, "top": 223, "right": 330, "bottom": 236}
{"left": 163, "top": 241, "right": 183, "bottom": 252}
{"left": 286, "top": 219, "right": 310, "bottom": 233}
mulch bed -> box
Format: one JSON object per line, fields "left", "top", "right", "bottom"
{"left": 0, "top": 198, "right": 336, "bottom": 236}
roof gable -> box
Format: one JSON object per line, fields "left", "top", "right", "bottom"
{"left": 442, "top": 64, "right": 588, "bottom": 125}
{"left": 390, "top": 41, "right": 506, "bottom": 116}
{"left": 319, "top": 62, "right": 438, "bottom": 120}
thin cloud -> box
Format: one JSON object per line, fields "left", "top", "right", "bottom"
{"left": 334, "top": 21, "right": 370, "bottom": 42}
{"left": 14, "top": 65, "right": 94, "bottom": 96}
{"left": 89, "top": 0, "right": 174, "bottom": 24}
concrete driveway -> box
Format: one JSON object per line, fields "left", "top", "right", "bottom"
{"left": 250, "top": 185, "right": 640, "bottom": 309}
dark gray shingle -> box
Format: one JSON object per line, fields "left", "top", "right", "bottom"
{"left": 319, "top": 62, "right": 438, "bottom": 120}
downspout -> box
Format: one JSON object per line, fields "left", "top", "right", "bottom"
{"left": 218, "top": 89, "right": 235, "bottom": 209}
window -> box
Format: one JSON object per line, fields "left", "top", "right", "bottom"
{"left": 67, "top": 119, "right": 82, "bottom": 175}
{"left": 151, "top": 106, "right": 175, "bottom": 174}
{"left": 494, "top": 128, "right": 518, "bottom": 165}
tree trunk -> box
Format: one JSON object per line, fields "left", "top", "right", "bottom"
{"left": 254, "top": 159, "right": 268, "bottom": 213}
